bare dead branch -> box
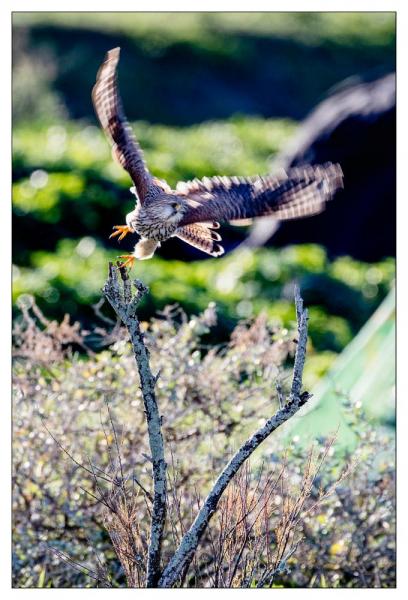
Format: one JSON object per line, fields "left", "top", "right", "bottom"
{"left": 102, "top": 263, "right": 167, "bottom": 587}
{"left": 289, "top": 286, "right": 309, "bottom": 403}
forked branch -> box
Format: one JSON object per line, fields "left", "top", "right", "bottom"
{"left": 103, "top": 265, "right": 310, "bottom": 588}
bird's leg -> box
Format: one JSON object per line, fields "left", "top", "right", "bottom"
{"left": 117, "top": 254, "right": 136, "bottom": 269}
{"left": 110, "top": 225, "right": 133, "bottom": 242}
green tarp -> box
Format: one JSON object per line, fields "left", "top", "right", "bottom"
{"left": 287, "top": 288, "right": 395, "bottom": 449}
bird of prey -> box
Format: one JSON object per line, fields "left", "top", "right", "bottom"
{"left": 92, "top": 47, "right": 343, "bottom": 267}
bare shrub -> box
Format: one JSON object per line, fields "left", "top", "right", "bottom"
{"left": 12, "top": 287, "right": 395, "bottom": 588}
{"left": 13, "top": 294, "right": 91, "bottom": 362}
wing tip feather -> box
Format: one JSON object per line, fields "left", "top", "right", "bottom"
{"left": 212, "top": 243, "right": 225, "bottom": 257}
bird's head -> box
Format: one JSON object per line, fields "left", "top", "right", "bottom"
{"left": 142, "top": 194, "right": 187, "bottom": 225}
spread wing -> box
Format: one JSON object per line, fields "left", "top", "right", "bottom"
{"left": 92, "top": 47, "right": 153, "bottom": 202}
{"left": 177, "top": 163, "right": 343, "bottom": 226}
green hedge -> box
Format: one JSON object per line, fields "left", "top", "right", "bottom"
{"left": 13, "top": 241, "right": 395, "bottom": 354}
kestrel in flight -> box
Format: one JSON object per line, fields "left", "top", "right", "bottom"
{"left": 93, "top": 47, "right": 343, "bottom": 267}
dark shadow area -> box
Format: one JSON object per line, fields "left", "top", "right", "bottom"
{"left": 246, "top": 73, "right": 396, "bottom": 261}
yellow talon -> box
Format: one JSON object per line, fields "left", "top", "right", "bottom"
{"left": 118, "top": 254, "right": 136, "bottom": 269}
{"left": 110, "top": 225, "right": 132, "bottom": 242}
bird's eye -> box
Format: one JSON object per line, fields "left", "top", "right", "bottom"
{"left": 171, "top": 202, "right": 181, "bottom": 210}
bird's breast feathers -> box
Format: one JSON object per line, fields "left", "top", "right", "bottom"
{"left": 130, "top": 197, "right": 186, "bottom": 241}
{"left": 132, "top": 217, "right": 180, "bottom": 241}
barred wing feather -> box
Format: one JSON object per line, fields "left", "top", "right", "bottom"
{"left": 177, "top": 163, "right": 343, "bottom": 226}
{"left": 92, "top": 47, "right": 152, "bottom": 201}
{"left": 176, "top": 224, "right": 224, "bottom": 257}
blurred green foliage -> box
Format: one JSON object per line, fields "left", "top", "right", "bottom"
{"left": 12, "top": 116, "right": 295, "bottom": 264}
{"left": 13, "top": 114, "right": 395, "bottom": 357}
{"left": 14, "top": 12, "right": 395, "bottom": 49}
{"left": 12, "top": 12, "right": 395, "bottom": 126}
{"left": 13, "top": 117, "right": 295, "bottom": 187}
{"left": 13, "top": 240, "right": 395, "bottom": 355}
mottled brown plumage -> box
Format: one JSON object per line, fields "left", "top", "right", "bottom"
{"left": 93, "top": 47, "right": 344, "bottom": 263}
